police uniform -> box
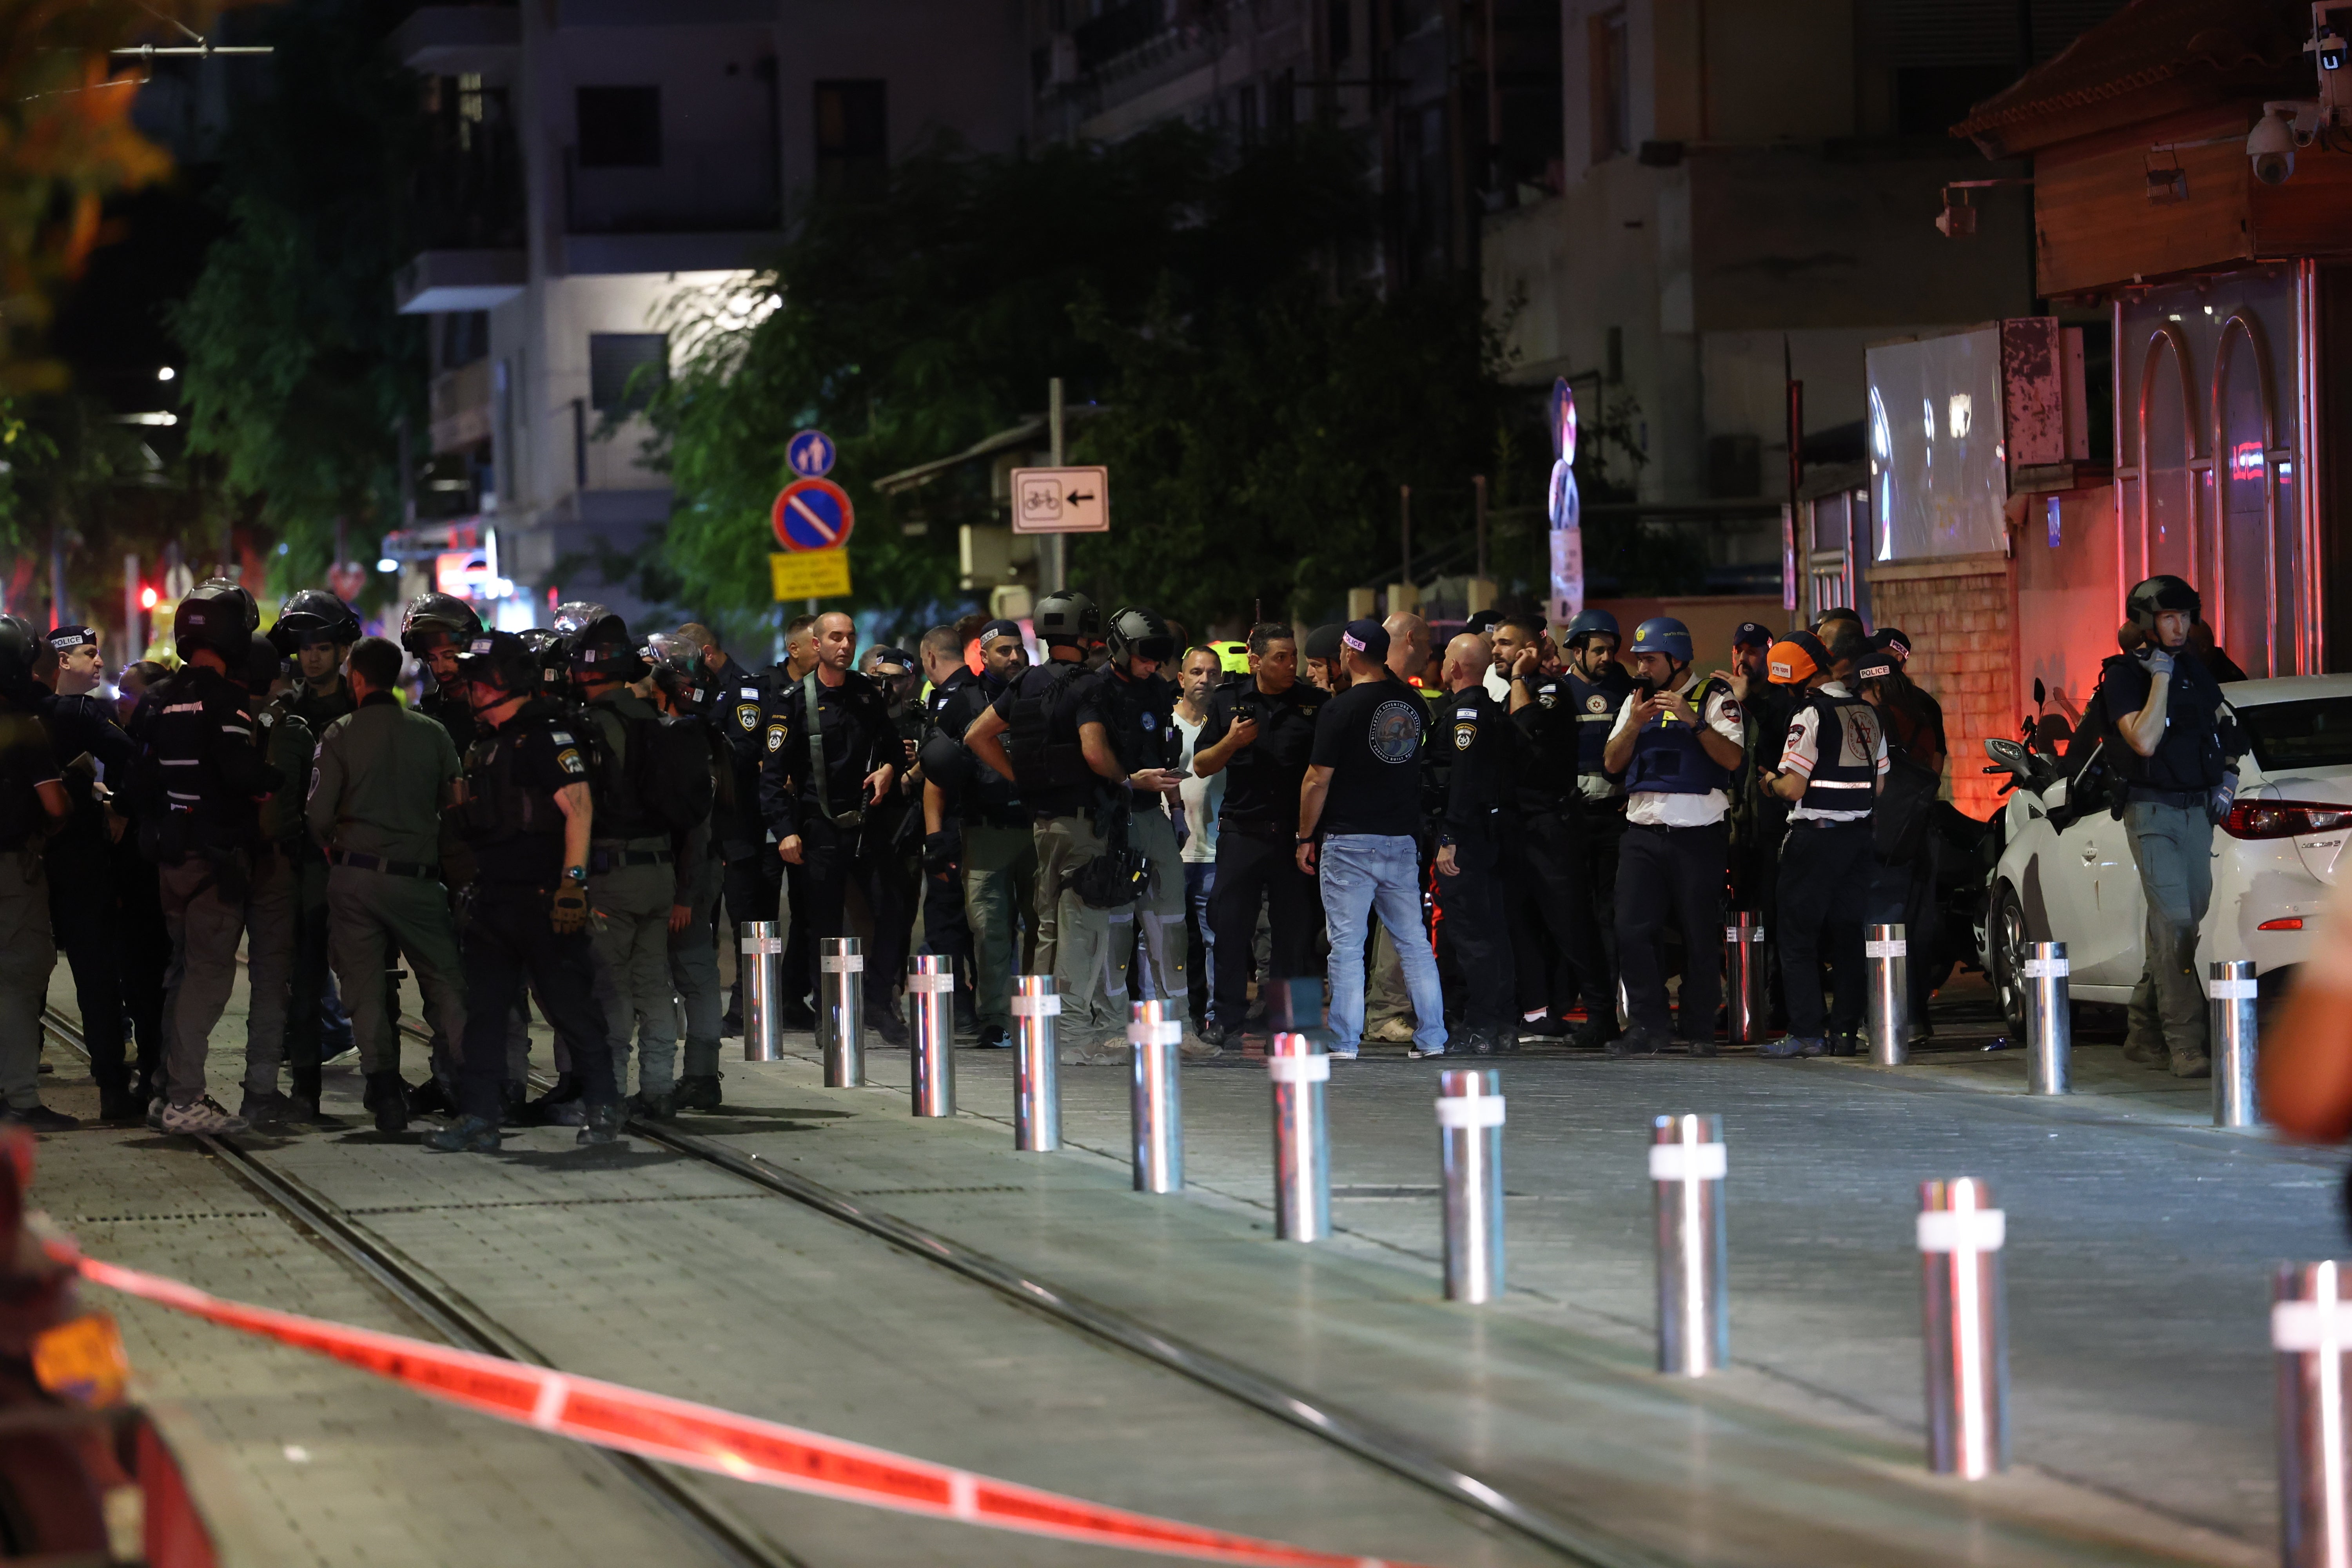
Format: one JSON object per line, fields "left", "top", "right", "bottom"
{"left": 867, "top": 669, "right": 929, "bottom": 1015}
{"left": 0, "top": 685, "right": 63, "bottom": 1118}
{"left": 667, "top": 709, "right": 730, "bottom": 1104}
{"left": 711, "top": 652, "right": 784, "bottom": 1026}
{"left": 988, "top": 652, "right": 1097, "bottom": 986}
{"left": 579, "top": 679, "right": 684, "bottom": 1101}
{"left": 308, "top": 690, "right": 468, "bottom": 1123}
{"left": 1504, "top": 669, "right": 1614, "bottom": 1039}
{"left": 279, "top": 674, "right": 355, "bottom": 1096}
{"left": 1771, "top": 680, "right": 1888, "bottom": 1051}
{"left": 238, "top": 673, "right": 310, "bottom": 1117}
{"left": 34, "top": 652, "right": 142, "bottom": 1113}
{"left": 1609, "top": 671, "right": 1742, "bottom": 1050}
{"left": 1066, "top": 661, "right": 1188, "bottom": 1033}
{"left": 909, "top": 668, "right": 977, "bottom": 1024}
{"left": 759, "top": 666, "right": 905, "bottom": 1031}
{"left": 453, "top": 695, "right": 620, "bottom": 1130}
{"left": 925, "top": 666, "right": 1037, "bottom": 1040}
{"left": 1437, "top": 685, "right": 1514, "bottom": 1049}
{"left": 1564, "top": 658, "right": 1633, "bottom": 1020}
{"left": 1196, "top": 671, "right": 1327, "bottom": 1034}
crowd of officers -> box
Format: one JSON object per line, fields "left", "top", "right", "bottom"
{"left": 0, "top": 566, "right": 2228, "bottom": 1150}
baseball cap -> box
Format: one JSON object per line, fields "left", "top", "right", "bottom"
{"left": 1732, "top": 621, "right": 1773, "bottom": 650}
{"left": 1854, "top": 644, "right": 1898, "bottom": 682}
{"left": 866, "top": 645, "right": 916, "bottom": 675}
{"left": 978, "top": 619, "right": 1025, "bottom": 645}
{"left": 1464, "top": 608, "right": 1504, "bottom": 637}
{"left": 1303, "top": 623, "right": 1345, "bottom": 662}
{"left": 1877, "top": 627, "right": 1913, "bottom": 662}
{"left": 1766, "top": 630, "right": 1831, "bottom": 686}
{"left": 1338, "top": 618, "right": 1391, "bottom": 664}
{"left": 47, "top": 625, "right": 96, "bottom": 652}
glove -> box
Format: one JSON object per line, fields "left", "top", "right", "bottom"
{"left": 2209, "top": 771, "right": 2238, "bottom": 826}
{"left": 2141, "top": 646, "right": 2175, "bottom": 677}
{"left": 921, "top": 830, "right": 959, "bottom": 876}
{"left": 551, "top": 878, "right": 589, "bottom": 935}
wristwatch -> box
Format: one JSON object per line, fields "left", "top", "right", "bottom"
{"left": 563, "top": 865, "right": 588, "bottom": 884}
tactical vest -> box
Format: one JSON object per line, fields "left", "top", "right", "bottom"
{"left": 1003, "top": 661, "right": 1092, "bottom": 795}
{"left": 2102, "top": 652, "right": 2228, "bottom": 792}
{"left": 1566, "top": 668, "right": 1632, "bottom": 777}
{"left": 1622, "top": 677, "right": 1734, "bottom": 797}
{"left": 0, "top": 707, "right": 47, "bottom": 848}
{"left": 1795, "top": 688, "right": 1882, "bottom": 815}
{"left": 463, "top": 718, "right": 564, "bottom": 849}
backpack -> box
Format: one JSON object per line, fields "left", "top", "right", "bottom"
{"left": 630, "top": 712, "right": 715, "bottom": 835}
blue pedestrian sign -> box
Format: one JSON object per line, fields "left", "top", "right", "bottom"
{"left": 770, "top": 477, "right": 856, "bottom": 553}
{"left": 786, "top": 429, "right": 836, "bottom": 479}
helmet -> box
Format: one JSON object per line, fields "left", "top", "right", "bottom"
{"left": 399, "top": 592, "right": 483, "bottom": 656}
{"left": 1032, "top": 590, "right": 1101, "bottom": 648}
{"left": 176, "top": 580, "right": 259, "bottom": 665}
{"left": 567, "top": 612, "right": 646, "bottom": 682}
{"left": 643, "top": 630, "right": 700, "bottom": 675}
{"left": 1766, "top": 630, "right": 1832, "bottom": 686}
{"left": 268, "top": 588, "right": 360, "bottom": 655}
{"left": 2126, "top": 575, "right": 2201, "bottom": 635}
{"left": 1561, "top": 609, "right": 1621, "bottom": 649}
{"left": 1211, "top": 640, "right": 1250, "bottom": 674}
{"left": 452, "top": 631, "right": 542, "bottom": 699}
{"left": 238, "top": 642, "right": 287, "bottom": 694}
{"left": 1628, "top": 616, "right": 1693, "bottom": 664}
{"left": 1105, "top": 606, "right": 1174, "bottom": 669}
{"left": 0, "top": 615, "right": 37, "bottom": 694}
{"left": 517, "top": 626, "right": 570, "bottom": 689}
{"left": 550, "top": 600, "right": 610, "bottom": 639}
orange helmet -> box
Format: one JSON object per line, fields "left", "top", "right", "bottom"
{"left": 1766, "top": 629, "right": 1831, "bottom": 686}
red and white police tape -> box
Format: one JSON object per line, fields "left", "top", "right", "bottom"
{"left": 63, "top": 1249, "right": 1422, "bottom": 1568}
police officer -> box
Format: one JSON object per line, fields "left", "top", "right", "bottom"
{"left": 236, "top": 641, "right": 309, "bottom": 1128}
{"left": 568, "top": 614, "right": 685, "bottom": 1112}
{"left": 1759, "top": 627, "right": 1887, "bottom": 1058}
{"left": 1724, "top": 621, "right": 1794, "bottom": 1027}
{"left": 1854, "top": 632, "right": 1942, "bottom": 1037}
{"left": 760, "top": 611, "right": 906, "bottom": 1044}
{"left": 964, "top": 591, "right": 1106, "bottom": 1044}
{"left": 647, "top": 641, "right": 731, "bottom": 1109}
{"left": 1491, "top": 613, "right": 1609, "bottom": 1045}
{"left": 399, "top": 593, "right": 485, "bottom": 755}
{"left": 912, "top": 624, "right": 982, "bottom": 1033}
{"left": 34, "top": 626, "right": 142, "bottom": 1119}
{"left": 127, "top": 580, "right": 283, "bottom": 1134}
{"left": 0, "top": 618, "right": 73, "bottom": 1128}
{"left": 1434, "top": 633, "right": 1514, "bottom": 1053}
{"left": 674, "top": 622, "right": 782, "bottom": 1036}
{"left": 308, "top": 635, "right": 469, "bottom": 1132}
{"left": 860, "top": 642, "right": 926, "bottom": 1018}
{"left": 427, "top": 631, "right": 621, "bottom": 1151}
{"left": 1554, "top": 610, "right": 1633, "bottom": 1045}
{"left": 1191, "top": 620, "right": 1327, "bottom": 1049}
{"left": 1600, "top": 616, "right": 1744, "bottom": 1057}
{"left": 266, "top": 590, "right": 361, "bottom": 1118}
{"left": 772, "top": 612, "right": 824, "bottom": 1026}
{"left": 920, "top": 619, "right": 1035, "bottom": 1049}
{"left": 2103, "top": 575, "right": 2241, "bottom": 1078}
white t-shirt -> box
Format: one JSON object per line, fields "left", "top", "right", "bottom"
{"left": 1172, "top": 711, "right": 1222, "bottom": 863}
{"left": 1607, "top": 672, "right": 1745, "bottom": 828}
{"left": 1778, "top": 681, "right": 1890, "bottom": 822}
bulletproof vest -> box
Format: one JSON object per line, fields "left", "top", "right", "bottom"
{"left": 1622, "top": 676, "right": 1734, "bottom": 797}
{"left": 1003, "top": 660, "right": 1093, "bottom": 795}
{"left": 1796, "top": 689, "right": 1883, "bottom": 815}
{"left": 2105, "top": 652, "right": 2227, "bottom": 791}
{"left": 136, "top": 667, "right": 258, "bottom": 854}
{"left": 462, "top": 708, "right": 565, "bottom": 848}
{"left": 582, "top": 696, "right": 658, "bottom": 840}
{"left": 938, "top": 676, "right": 1023, "bottom": 826}
{"left": 1565, "top": 666, "right": 1632, "bottom": 777}
{"left": 0, "top": 705, "right": 47, "bottom": 847}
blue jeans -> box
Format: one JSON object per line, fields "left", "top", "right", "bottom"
{"left": 1319, "top": 834, "right": 1446, "bottom": 1053}
{"left": 1184, "top": 862, "right": 1216, "bottom": 1010}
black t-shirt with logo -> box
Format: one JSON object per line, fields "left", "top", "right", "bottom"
{"left": 1309, "top": 676, "right": 1426, "bottom": 838}
{"left": 1196, "top": 675, "right": 1327, "bottom": 830}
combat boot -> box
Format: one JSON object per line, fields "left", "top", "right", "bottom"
{"left": 577, "top": 1102, "right": 624, "bottom": 1146}
{"left": 237, "top": 1089, "right": 292, "bottom": 1132}
{"left": 525, "top": 1071, "right": 582, "bottom": 1125}
{"left": 499, "top": 1082, "right": 529, "bottom": 1127}
{"left": 673, "top": 1074, "right": 722, "bottom": 1111}
{"left": 363, "top": 1071, "right": 409, "bottom": 1133}
{"left": 423, "top": 1115, "right": 501, "bottom": 1154}
{"left": 632, "top": 1089, "right": 676, "bottom": 1120}
{"left": 96, "top": 1087, "right": 141, "bottom": 1124}
{"left": 406, "top": 1075, "right": 454, "bottom": 1118}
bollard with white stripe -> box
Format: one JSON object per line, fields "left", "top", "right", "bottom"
{"left": 1725, "top": 913, "right": 1765, "bottom": 1047}
{"left": 1917, "top": 1178, "right": 2009, "bottom": 1478}
{"left": 1010, "top": 975, "right": 1060, "bottom": 1151}
{"left": 2211, "top": 959, "right": 2261, "bottom": 1129}
{"left": 1438, "top": 1069, "right": 1505, "bottom": 1303}
{"left": 1268, "top": 1032, "right": 1331, "bottom": 1242}
{"left": 817, "top": 936, "right": 864, "bottom": 1087}
{"left": 907, "top": 955, "right": 956, "bottom": 1117}
{"left": 1651, "top": 1113, "right": 1729, "bottom": 1375}
{"left": 2274, "top": 1261, "right": 2352, "bottom": 1568}
{"left": 1128, "top": 998, "right": 1183, "bottom": 1193}
{"left": 2024, "top": 941, "right": 2071, "bottom": 1096}
{"left": 1866, "top": 923, "right": 1910, "bottom": 1066}
{"left": 740, "top": 921, "right": 784, "bottom": 1063}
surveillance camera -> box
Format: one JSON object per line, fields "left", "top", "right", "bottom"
{"left": 2249, "top": 107, "right": 2298, "bottom": 184}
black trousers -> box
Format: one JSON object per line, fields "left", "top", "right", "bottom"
{"left": 1439, "top": 826, "right": 1515, "bottom": 1035}
{"left": 1573, "top": 802, "right": 1626, "bottom": 1018}
{"left": 1504, "top": 808, "right": 1611, "bottom": 1022}
{"left": 721, "top": 848, "right": 785, "bottom": 1016}
{"left": 1864, "top": 839, "right": 1938, "bottom": 1023}
{"left": 47, "top": 832, "right": 131, "bottom": 1093}
{"left": 107, "top": 835, "right": 168, "bottom": 1093}
{"left": 1615, "top": 819, "right": 1727, "bottom": 1041}
{"left": 918, "top": 842, "right": 977, "bottom": 1020}
{"left": 788, "top": 816, "right": 906, "bottom": 1011}
{"left": 1777, "top": 819, "right": 1875, "bottom": 1041}
{"left": 458, "top": 882, "right": 617, "bottom": 1123}
{"left": 281, "top": 851, "right": 328, "bottom": 1100}
{"left": 1207, "top": 823, "right": 1321, "bottom": 1029}
{"left": 1731, "top": 805, "right": 1790, "bottom": 1026}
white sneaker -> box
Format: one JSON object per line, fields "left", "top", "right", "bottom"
{"left": 1327, "top": 1044, "right": 1360, "bottom": 1060}
{"left": 161, "top": 1096, "right": 250, "bottom": 1136}
{"left": 1407, "top": 1044, "right": 1448, "bottom": 1060}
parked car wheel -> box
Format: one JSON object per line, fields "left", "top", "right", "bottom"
{"left": 1989, "top": 880, "right": 2031, "bottom": 1039}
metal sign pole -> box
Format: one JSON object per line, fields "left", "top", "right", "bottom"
{"left": 1012, "top": 975, "right": 1061, "bottom": 1151}
{"left": 1438, "top": 1069, "right": 1506, "bottom": 1303}
{"left": 739, "top": 922, "right": 783, "bottom": 1063}
{"left": 2274, "top": 1260, "right": 2352, "bottom": 1567}
{"left": 2025, "top": 941, "right": 2071, "bottom": 1095}
{"left": 817, "top": 936, "right": 863, "bottom": 1087}
{"left": 1918, "top": 1178, "right": 2009, "bottom": 1478}
{"left": 1129, "top": 999, "right": 1184, "bottom": 1193}
{"left": 1268, "top": 1031, "right": 1331, "bottom": 1242}
{"left": 2211, "top": 959, "right": 2261, "bottom": 1128}
{"left": 1651, "top": 1113, "right": 1729, "bottom": 1375}
{"left": 907, "top": 955, "right": 956, "bottom": 1117}
{"left": 1866, "top": 922, "right": 1909, "bottom": 1066}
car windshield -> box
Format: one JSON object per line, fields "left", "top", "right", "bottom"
{"left": 2236, "top": 697, "right": 2352, "bottom": 773}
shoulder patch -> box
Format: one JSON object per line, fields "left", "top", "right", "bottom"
{"left": 555, "top": 747, "right": 586, "bottom": 777}
{"left": 1720, "top": 700, "right": 1743, "bottom": 725}
{"left": 1453, "top": 721, "right": 1477, "bottom": 751}
{"left": 739, "top": 686, "right": 760, "bottom": 699}
{"left": 766, "top": 723, "right": 787, "bottom": 753}
{"left": 1586, "top": 694, "right": 1608, "bottom": 714}
{"left": 1454, "top": 707, "right": 1480, "bottom": 720}
{"left": 549, "top": 730, "right": 575, "bottom": 746}
{"left": 735, "top": 701, "right": 760, "bottom": 732}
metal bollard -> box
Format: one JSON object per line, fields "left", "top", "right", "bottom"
{"left": 817, "top": 936, "right": 864, "bottom": 1087}
{"left": 907, "top": 954, "right": 956, "bottom": 1117}
{"left": 2211, "top": 959, "right": 2261, "bottom": 1129}
{"left": 1918, "top": 1178, "right": 2009, "bottom": 1479}
{"left": 1725, "top": 913, "right": 1765, "bottom": 1047}
{"left": 1011, "top": 975, "right": 1061, "bottom": 1152}
{"left": 1866, "top": 922, "right": 1910, "bottom": 1067}
{"left": 1128, "top": 998, "right": 1183, "bottom": 1193}
{"left": 2024, "top": 940, "right": 2071, "bottom": 1095}
{"left": 1651, "top": 1113, "right": 1729, "bottom": 1376}
{"left": 1268, "top": 1031, "right": 1331, "bottom": 1242}
{"left": 2273, "top": 1260, "right": 2352, "bottom": 1567}
{"left": 1437, "top": 1069, "right": 1506, "bottom": 1303}
{"left": 739, "top": 921, "right": 784, "bottom": 1063}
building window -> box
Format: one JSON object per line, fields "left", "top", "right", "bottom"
{"left": 1328, "top": 0, "right": 1352, "bottom": 63}
{"left": 814, "top": 80, "right": 887, "bottom": 195}
{"left": 1590, "top": 9, "right": 1630, "bottom": 162}
{"left": 589, "top": 333, "right": 667, "bottom": 416}
{"left": 577, "top": 86, "right": 661, "bottom": 168}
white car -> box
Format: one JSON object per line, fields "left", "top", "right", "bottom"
{"left": 1979, "top": 674, "right": 2352, "bottom": 1033}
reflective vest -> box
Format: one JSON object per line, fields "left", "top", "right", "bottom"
{"left": 1795, "top": 689, "right": 1882, "bottom": 815}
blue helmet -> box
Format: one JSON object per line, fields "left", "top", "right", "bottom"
{"left": 1629, "top": 616, "right": 1693, "bottom": 664}
{"left": 1561, "top": 609, "right": 1621, "bottom": 648}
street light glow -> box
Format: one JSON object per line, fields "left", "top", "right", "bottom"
{"left": 376, "top": 558, "right": 398, "bottom": 573}
{"left": 156, "top": 366, "right": 175, "bottom": 381}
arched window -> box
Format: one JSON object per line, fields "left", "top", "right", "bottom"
{"left": 2212, "top": 313, "right": 2279, "bottom": 677}
{"left": 2138, "top": 326, "right": 2198, "bottom": 584}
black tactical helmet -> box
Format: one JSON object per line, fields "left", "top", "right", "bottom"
{"left": 1561, "top": 608, "right": 1621, "bottom": 648}
{"left": 516, "top": 626, "right": 570, "bottom": 688}
{"left": 2126, "top": 575, "right": 2201, "bottom": 635}
{"left": 1105, "top": 606, "right": 1174, "bottom": 669}
{"left": 176, "top": 579, "right": 259, "bottom": 664}
{"left": 399, "top": 592, "right": 483, "bottom": 656}
{"left": 452, "top": 631, "right": 542, "bottom": 699}
{"left": 269, "top": 588, "right": 361, "bottom": 655}
{"left": 567, "top": 612, "right": 646, "bottom": 681}
{"left": 239, "top": 641, "right": 287, "bottom": 695}
{"left": 0, "top": 615, "right": 37, "bottom": 695}
{"left": 550, "top": 600, "right": 610, "bottom": 639}
{"left": 1032, "top": 590, "right": 1101, "bottom": 649}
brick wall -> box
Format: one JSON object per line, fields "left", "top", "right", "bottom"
{"left": 1866, "top": 552, "right": 2019, "bottom": 824}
